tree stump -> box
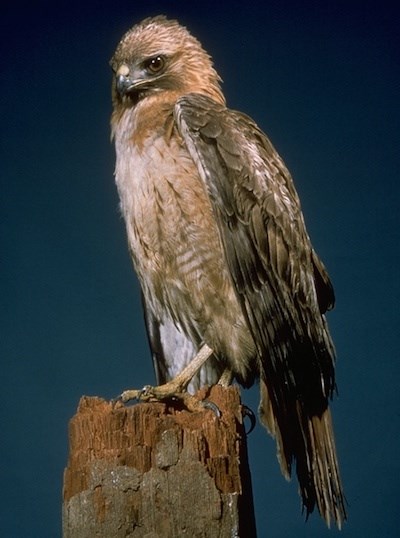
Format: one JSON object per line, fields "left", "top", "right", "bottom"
{"left": 62, "top": 385, "right": 257, "bottom": 537}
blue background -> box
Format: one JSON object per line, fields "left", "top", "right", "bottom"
{"left": 2, "top": 1, "right": 399, "bottom": 536}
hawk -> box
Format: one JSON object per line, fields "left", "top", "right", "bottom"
{"left": 110, "top": 15, "right": 346, "bottom": 527}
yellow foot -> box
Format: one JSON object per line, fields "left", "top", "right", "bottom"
{"left": 116, "top": 343, "right": 219, "bottom": 413}
{"left": 118, "top": 383, "right": 220, "bottom": 416}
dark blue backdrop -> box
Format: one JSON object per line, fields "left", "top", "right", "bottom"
{"left": 2, "top": 1, "right": 399, "bottom": 536}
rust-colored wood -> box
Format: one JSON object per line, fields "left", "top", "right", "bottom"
{"left": 62, "top": 385, "right": 257, "bottom": 537}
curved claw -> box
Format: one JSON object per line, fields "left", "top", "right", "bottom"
{"left": 202, "top": 399, "right": 221, "bottom": 418}
{"left": 242, "top": 405, "right": 256, "bottom": 434}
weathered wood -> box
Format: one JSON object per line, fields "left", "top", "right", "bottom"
{"left": 63, "top": 385, "right": 257, "bottom": 537}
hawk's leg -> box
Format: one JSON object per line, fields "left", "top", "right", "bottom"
{"left": 217, "top": 367, "right": 233, "bottom": 387}
{"left": 119, "top": 343, "right": 215, "bottom": 412}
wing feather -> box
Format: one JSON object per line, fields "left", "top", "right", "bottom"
{"left": 175, "top": 93, "right": 346, "bottom": 526}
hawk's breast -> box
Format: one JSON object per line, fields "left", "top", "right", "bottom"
{"left": 113, "top": 105, "right": 256, "bottom": 380}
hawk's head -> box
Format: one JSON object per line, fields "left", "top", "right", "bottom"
{"left": 110, "top": 16, "right": 224, "bottom": 108}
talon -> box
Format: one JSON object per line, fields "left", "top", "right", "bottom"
{"left": 202, "top": 399, "right": 221, "bottom": 418}
{"left": 242, "top": 405, "right": 256, "bottom": 434}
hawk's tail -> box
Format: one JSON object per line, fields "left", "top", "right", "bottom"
{"left": 259, "top": 378, "right": 347, "bottom": 528}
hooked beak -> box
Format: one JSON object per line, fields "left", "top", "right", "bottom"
{"left": 116, "top": 73, "right": 133, "bottom": 95}
{"left": 115, "top": 64, "right": 149, "bottom": 97}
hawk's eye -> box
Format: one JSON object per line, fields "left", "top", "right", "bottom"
{"left": 145, "top": 55, "right": 165, "bottom": 74}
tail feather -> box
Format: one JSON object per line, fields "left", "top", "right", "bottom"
{"left": 259, "top": 379, "right": 347, "bottom": 528}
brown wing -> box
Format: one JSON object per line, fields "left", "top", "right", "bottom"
{"left": 176, "top": 93, "right": 346, "bottom": 526}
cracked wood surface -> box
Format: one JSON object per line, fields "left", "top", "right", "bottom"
{"left": 62, "top": 385, "right": 257, "bottom": 537}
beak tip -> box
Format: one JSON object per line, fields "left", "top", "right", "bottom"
{"left": 116, "top": 74, "right": 134, "bottom": 97}
{"left": 116, "top": 74, "right": 127, "bottom": 95}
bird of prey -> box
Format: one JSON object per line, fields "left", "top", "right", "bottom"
{"left": 110, "top": 15, "right": 346, "bottom": 528}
